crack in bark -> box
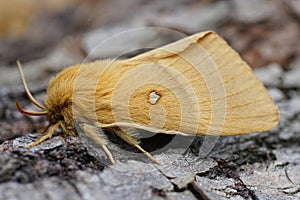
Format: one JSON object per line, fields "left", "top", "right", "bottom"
{"left": 188, "top": 180, "right": 211, "bottom": 200}
{"left": 197, "top": 158, "right": 259, "bottom": 200}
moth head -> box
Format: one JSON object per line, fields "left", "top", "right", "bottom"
{"left": 15, "top": 61, "right": 76, "bottom": 137}
{"left": 46, "top": 101, "right": 75, "bottom": 136}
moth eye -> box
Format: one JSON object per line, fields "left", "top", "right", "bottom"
{"left": 148, "top": 91, "right": 161, "bottom": 105}
{"left": 54, "top": 113, "right": 64, "bottom": 121}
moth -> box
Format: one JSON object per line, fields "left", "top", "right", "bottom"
{"left": 16, "top": 31, "right": 279, "bottom": 164}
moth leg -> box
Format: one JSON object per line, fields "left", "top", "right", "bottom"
{"left": 25, "top": 123, "right": 60, "bottom": 148}
{"left": 80, "top": 124, "right": 115, "bottom": 164}
{"left": 38, "top": 123, "right": 51, "bottom": 134}
{"left": 114, "top": 128, "right": 159, "bottom": 164}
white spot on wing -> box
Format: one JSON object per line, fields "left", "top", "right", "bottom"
{"left": 148, "top": 91, "right": 160, "bottom": 105}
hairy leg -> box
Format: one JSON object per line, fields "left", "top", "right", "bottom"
{"left": 113, "top": 127, "right": 159, "bottom": 164}
{"left": 80, "top": 123, "right": 115, "bottom": 164}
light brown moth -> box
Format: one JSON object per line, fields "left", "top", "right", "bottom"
{"left": 16, "top": 31, "right": 279, "bottom": 164}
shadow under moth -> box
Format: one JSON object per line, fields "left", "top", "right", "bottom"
{"left": 16, "top": 31, "right": 279, "bottom": 164}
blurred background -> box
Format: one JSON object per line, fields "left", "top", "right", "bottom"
{"left": 1, "top": 0, "right": 299, "bottom": 68}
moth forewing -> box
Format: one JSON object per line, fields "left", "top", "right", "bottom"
{"left": 125, "top": 31, "right": 279, "bottom": 136}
